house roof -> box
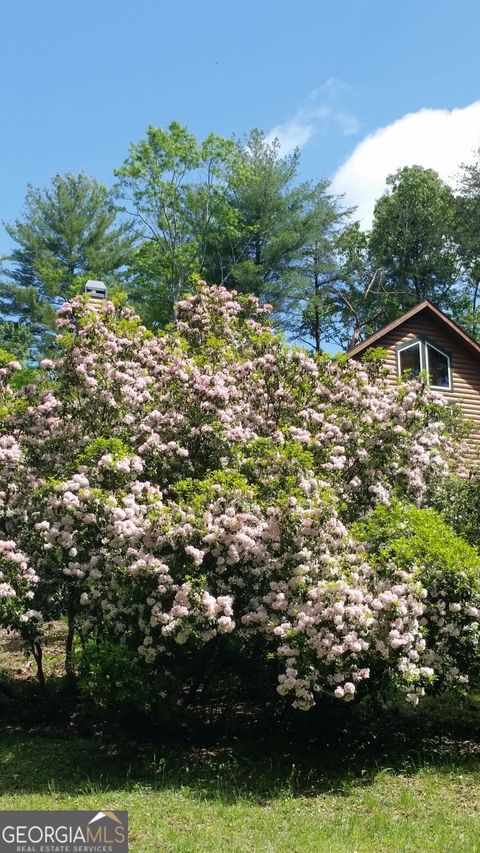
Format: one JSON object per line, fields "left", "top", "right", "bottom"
{"left": 346, "top": 300, "right": 480, "bottom": 362}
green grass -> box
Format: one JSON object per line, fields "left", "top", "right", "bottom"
{"left": 0, "top": 731, "right": 479, "bottom": 852}
{"left": 1, "top": 628, "right": 479, "bottom": 852}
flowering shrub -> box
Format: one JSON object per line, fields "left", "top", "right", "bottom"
{"left": 1, "top": 282, "right": 478, "bottom": 710}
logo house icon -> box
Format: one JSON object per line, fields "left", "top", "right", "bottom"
{"left": 85, "top": 810, "right": 128, "bottom": 848}
{"left": 88, "top": 812, "right": 124, "bottom": 826}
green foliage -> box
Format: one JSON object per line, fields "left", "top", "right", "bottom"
{"left": 297, "top": 220, "right": 370, "bottom": 351}
{"left": 0, "top": 347, "right": 17, "bottom": 365}
{"left": 115, "top": 121, "right": 239, "bottom": 326}
{"left": 237, "top": 439, "right": 319, "bottom": 503}
{"left": 225, "top": 131, "right": 346, "bottom": 329}
{"left": 8, "top": 366, "right": 39, "bottom": 390}
{"left": 452, "top": 152, "right": 480, "bottom": 339}
{"left": 362, "top": 346, "right": 388, "bottom": 363}
{"left": 79, "top": 640, "right": 155, "bottom": 711}
{"left": 432, "top": 473, "right": 480, "bottom": 548}
{"left": 354, "top": 501, "right": 480, "bottom": 689}
{"left": 0, "top": 321, "right": 34, "bottom": 361}
{"left": 353, "top": 500, "right": 480, "bottom": 592}
{"left": 369, "top": 166, "right": 460, "bottom": 324}
{"left": 5, "top": 126, "right": 480, "bottom": 354}
{"left": 174, "top": 470, "right": 255, "bottom": 513}
{"left": 174, "top": 441, "right": 331, "bottom": 514}
{"left": 115, "top": 123, "right": 347, "bottom": 339}
{"left": 78, "top": 437, "right": 134, "bottom": 466}
{"left": 0, "top": 173, "right": 136, "bottom": 356}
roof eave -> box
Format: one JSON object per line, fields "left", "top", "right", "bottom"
{"left": 346, "top": 301, "right": 480, "bottom": 362}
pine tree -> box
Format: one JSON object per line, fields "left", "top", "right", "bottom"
{"left": 0, "top": 173, "right": 135, "bottom": 354}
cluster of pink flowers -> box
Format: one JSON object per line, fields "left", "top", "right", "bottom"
{"left": 274, "top": 569, "right": 434, "bottom": 710}
{"left": 0, "top": 538, "right": 38, "bottom": 632}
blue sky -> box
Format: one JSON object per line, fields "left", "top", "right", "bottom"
{"left": 2, "top": 0, "right": 480, "bottom": 242}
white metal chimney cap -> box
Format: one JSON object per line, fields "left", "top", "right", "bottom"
{"left": 85, "top": 280, "right": 107, "bottom": 298}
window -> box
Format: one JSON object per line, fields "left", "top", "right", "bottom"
{"left": 397, "top": 338, "right": 452, "bottom": 390}
{"left": 425, "top": 342, "right": 451, "bottom": 389}
{"left": 398, "top": 341, "right": 422, "bottom": 379}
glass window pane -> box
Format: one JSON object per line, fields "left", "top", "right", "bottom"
{"left": 399, "top": 343, "right": 421, "bottom": 378}
{"left": 427, "top": 345, "right": 450, "bottom": 387}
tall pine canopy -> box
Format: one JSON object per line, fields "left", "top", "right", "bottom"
{"left": 0, "top": 172, "right": 135, "bottom": 356}
{"left": 223, "top": 130, "right": 347, "bottom": 332}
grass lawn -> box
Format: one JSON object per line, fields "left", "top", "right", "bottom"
{"left": 0, "top": 630, "right": 479, "bottom": 852}
{"left": 1, "top": 730, "right": 479, "bottom": 852}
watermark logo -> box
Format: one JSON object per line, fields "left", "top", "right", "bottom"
{"left": 0, "top": 810, "right": 128, "bottom": 852}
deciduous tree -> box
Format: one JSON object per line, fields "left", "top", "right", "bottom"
{"left": 115, "top": 122, "right": 239, "bottom": 327}
{"left": 369, "top": 166, "right": 460, "bottom": 321}
{"left": 453, "top": 154, "right": 480, "bottom": 338}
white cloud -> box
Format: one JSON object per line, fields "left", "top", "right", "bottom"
{"left": 332, "top": 101, "right": 480, "bottom": 227}
{"left": 266, "top": 106, "right": 330, "bottom": 156}
{"left": 266, "top": 79, "right": 360, "bottom": 156}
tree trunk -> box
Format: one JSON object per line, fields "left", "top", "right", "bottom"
{"left": 65, "top": 603, "right": 76, "bottom": 681}
{"left": 314, "top": 305, "right": 321, "bottom": 352}
{"left": 472, "top": 281, "right": 480, "bottom": 338}
{"left": 314, "top": 266, "right": 321, "bottom": 352}
{"left": 350, "top": 321, "right": 362, "bottom": 349}
{"left": 32, "top": 640, "right": 45, "bottom": 689}
{"left": 255, "top": 234, "right": 261, "bottom": 266}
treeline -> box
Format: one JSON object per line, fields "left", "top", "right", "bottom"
{"left": 1, "top": 120, "right": 480, "bottom": 358}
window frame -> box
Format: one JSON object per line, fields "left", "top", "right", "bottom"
{"left": 396, "top": 338, "right": 424, "bottom": 380}
{"left": 424, "top": 340, "right": 452, "bottom": 391}
{"left": 396, "top": 337, "right": 453, "bottom": 391}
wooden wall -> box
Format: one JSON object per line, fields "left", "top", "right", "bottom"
{"left": 351, "top": 313, "right": 480, "bottom": 450}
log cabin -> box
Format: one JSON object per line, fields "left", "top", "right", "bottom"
{"left": 346, "top": 300, "right": 480, "bottom": 452}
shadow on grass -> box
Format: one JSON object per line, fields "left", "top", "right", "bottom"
{"left": 0, "top": 686, "right": 479, "bottom": 803}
